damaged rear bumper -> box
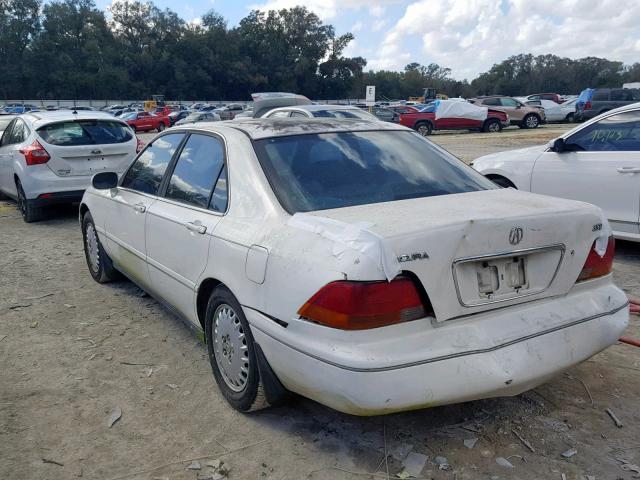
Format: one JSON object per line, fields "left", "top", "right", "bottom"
{"left": 247, "top": 278, "right": 628, "bottom": 415}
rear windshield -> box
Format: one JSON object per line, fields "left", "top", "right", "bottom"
{"left": 37, "top": 120, "right": 133, "bottom": 146}
{"left": 253, "top": 130, "right": 495, "bottom": 213}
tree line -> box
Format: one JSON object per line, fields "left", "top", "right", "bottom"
{"left": 1, "top": 0, "right": 639, "bottom": 101}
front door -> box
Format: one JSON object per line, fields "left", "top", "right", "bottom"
{"left": 531, "top": 109, "right": 640, "bottom": 237}
{"left": 146, "top": 133, "right": 229, "bottom": 322}
{"left": 105, "top": 132, "right": 186, "bottom": 288}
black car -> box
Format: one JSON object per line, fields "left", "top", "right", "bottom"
{"left": 576, "top": 87, "right": 640, "bottom": 121}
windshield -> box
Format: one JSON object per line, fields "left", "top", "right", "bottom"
{"left": 254, "top": 130, "right": 495, "bottom": 213}
{"left": 312, "top": 109, "right": 375, "bottom": 120}
{"left": 37, "top": 120, "right": 133, "bottom": 146}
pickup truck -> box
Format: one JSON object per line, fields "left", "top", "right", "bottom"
{"left": 123, "top": 111, "right": 170, "bottom": 132}
{"left": 400, "top": 103, "right": 510, "bottom": 135}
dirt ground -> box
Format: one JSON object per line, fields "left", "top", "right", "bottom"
{"left": 1, "top": 124, "right": 639, "bottom": 480}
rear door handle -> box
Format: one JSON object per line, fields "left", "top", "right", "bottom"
{"left": 617, "top": 167, "right": 640, "bottom": 174}
{"left": 133, "top": 203, "right": 146, "bottom": 213}
{"left": 185, "top": 221, "right": 206, "bottom": 234}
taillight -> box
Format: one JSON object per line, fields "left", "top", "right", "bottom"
{"left": 20, "top": 140, "right": 50, "bottom": 165}
{"left": 584, "top": 101, "right": 592, "bottom": 110}
{"left": 297, "top": 277, "right": 427, "bottom": 330}
{"left": 577, "top": 236, "right": 615, "bottom": 282}
{"left": 136, "top": 137, "right": 145, "bottom": 153}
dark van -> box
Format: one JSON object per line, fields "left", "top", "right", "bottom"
{"left": 576, "top": 87, "right": 640, "bottom": 121}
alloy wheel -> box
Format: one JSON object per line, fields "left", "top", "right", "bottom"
{"left": 213, "top": 304, "right": 249, "bottom": 392}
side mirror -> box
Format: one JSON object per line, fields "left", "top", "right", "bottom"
{"left": 552, "top": 138, "right": 566, "bottom": 153}
{"left": 92, "top": 171, "right": 118, "bottom": 190}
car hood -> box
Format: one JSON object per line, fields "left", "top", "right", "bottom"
{"left": 472, "top": 144, "right": 546, "bottom": 167}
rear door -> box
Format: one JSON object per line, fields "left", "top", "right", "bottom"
{"left": 146, "top": 133, "right": 228, "bottom": 321}
{"left": 104, "top": 132, "right": 186, "bottom": 289}
{"left": 36, "top": 119, "right": 136, "bottom": 176}
{"left": 531, "top": 110, "right": 640, "bottom": 237}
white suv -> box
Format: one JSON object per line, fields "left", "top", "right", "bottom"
{"left": 0, "top": 111, "right": 139, "bottom": 222}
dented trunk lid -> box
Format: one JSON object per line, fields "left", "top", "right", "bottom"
{"left": 308, "top": 189, "right": 607, "bottom": 322}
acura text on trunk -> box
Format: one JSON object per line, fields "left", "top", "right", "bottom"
{"left": 79, "top": 119, "right": 629, "bottom": 415}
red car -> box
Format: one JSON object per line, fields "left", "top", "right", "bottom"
{"left": 399, "top": 101, "right": 510, "bottom": 135}
{"left": 123, "top": 111, "right": 170, "bottom": 133}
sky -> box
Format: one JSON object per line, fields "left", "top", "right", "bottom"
{"left": 98, "top": 0, "right": 640, "bottom": 80}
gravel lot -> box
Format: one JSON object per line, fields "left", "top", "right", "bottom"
{"left": 1, "top": 124, "right": 639, "bottom": 480}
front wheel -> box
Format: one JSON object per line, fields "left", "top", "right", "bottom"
{"left": 157, "top": 123, "right": 165, "bottom": 132}
{"left": 565, "top": 113, "right": 575, "bottom": 123}
{"left": 483, "top": 119, "right": 502, "bottom": 133}
{"left": 205, "top": 286, "right": 270, "bottom": 412}
{"left": 523, "top": 114, "right": 540, "bottom": 129}
{"left": 82, "top": 211, "right": 119, "bottom": 283}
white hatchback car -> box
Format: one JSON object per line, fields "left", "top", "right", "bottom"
{"left": 0, "top": 111, "right": 139, "bottom": 222}
{"left": 472, "top": 103, "right": 640, "bottom": 242}
{"left": 80, "top": 119, "right": 628, "bottom": 415}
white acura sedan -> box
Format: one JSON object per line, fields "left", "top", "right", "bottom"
{"left": 80, "top": 119, "right": 628, "bottom": 415}
{"left": 472, "top": 103, "right": 640, "bottom": 242}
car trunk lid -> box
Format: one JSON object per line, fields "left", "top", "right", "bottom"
{"left": 303, "top": 189, "right": 607, "bottom": 322}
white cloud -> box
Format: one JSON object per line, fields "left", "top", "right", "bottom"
{"left": 249, "top": 0, "right": 399, "bottom": 20}
{"left": 367, "top": 0, "right": 640, "bottom": 78}
{"left": 372, "top": 19, "right": 387, "bottom": 32}
{"left": 351, "top": 20, "right": 363, "bottom": 32}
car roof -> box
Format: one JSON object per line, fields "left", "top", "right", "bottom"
{"left": 174, "top": 118, "right": 407, "bottom": 140}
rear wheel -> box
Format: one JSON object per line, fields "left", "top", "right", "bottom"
{"left": 205, "top": 286, "right": 270, "bottom": 412}
{"left": 483, "top": 118, "right": 502, "bottom": 133}
{"left": 82, "top": 211, "right": 119, "bottom": 283}
{"left": 523, "top": 114, "right": 540, "bottom": 129}
{"left": 415, "top": 121, "right": 432, "bottom": 136}
{"left": 16, "top": 179, "right": 45, "bottom": 223}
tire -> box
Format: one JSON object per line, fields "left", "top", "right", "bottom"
{"left": 487, "top": 175, "right": 516, "bottom": 189}
{"left": 16, "top": 179, "right": 45, "bottom": 223}
{"left": 205, "top": 286, "right": 270, "bottom": 412}
{"left": 157, "top": 123, "right": 165, "bottom": 132}
{"left": 415, "top": 121, "right": 432, "bottom": 136}
{"left": 82, "top": 211, "right": 119, "bottom": 283}
{"left": 482, "top": 118, "right": 502, "bottom": 133}
{"left": 523, "top": 114, "right": 540, "bottom": 129}
{"left": 565, "top": 113, "right": 575, "bottom": 123}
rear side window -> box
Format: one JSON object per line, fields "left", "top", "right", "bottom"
{"left": 37, "top": 120, "right": 132, "bottom": 146}
{"left": 165, "top": 134, "right": 225, "bottom": 209}
{"left": 482, "top": 98, "right": 500, "bottom": 106}
{"left": 6, "top": 119, "right": 29, "bottom": 144}
{"left": 121, "top": 133, "right": 184, "bottom": 195}
{"left": 566, "top": 110, "right": 640, "bottom": 152}
{"left": 592, "top": 90, "right": 609, "bottom": 101}
{"left": 253, "top": 131, "right": 495, "bottom": 213}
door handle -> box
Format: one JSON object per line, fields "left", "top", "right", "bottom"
{"left": 617, "top": 167, "right": 640, "bottom": 174}
{"left": 133, "top": 203, "right": 146, "bottom": 213}
{"left": 185, "top": 221, "right": 207, "bottom": 234}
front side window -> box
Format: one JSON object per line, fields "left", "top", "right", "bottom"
{"left": 253, "top": 130, "right": 495, "bottom": 213}
{"left": 121, "top": 134, "right": 184, "bottom": 194}
{"left": 482, "top": 98, "right": 500, "bottom": 106}
{"left": 165, "top": 134, "right": 225, "bottom": 209}
{"left": 500, "top": 98, "right": 518, "bottom": 107}
{"left": 566, "top": 110, "right": 640, "bottom": 152}
{"left": 37, "top": 120, "right": 132, "bottom": 146}
{"left": 312, "top": 109, "right": 375, "bottom": 120}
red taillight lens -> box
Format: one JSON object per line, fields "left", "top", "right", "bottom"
{"left": 577, "top": 236, "right": 615, "bottom": 282}
{"left": 136, "top": 137, "right": 145, "bottom": 153}
{"left": 20, "top": 140, "right": 50, "bottom": 165}
{"left": 298, "top": 277, "right": 427, "bottom": 330}
{"left": 584, "top": 101, "right": 592, "bottom": 110}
